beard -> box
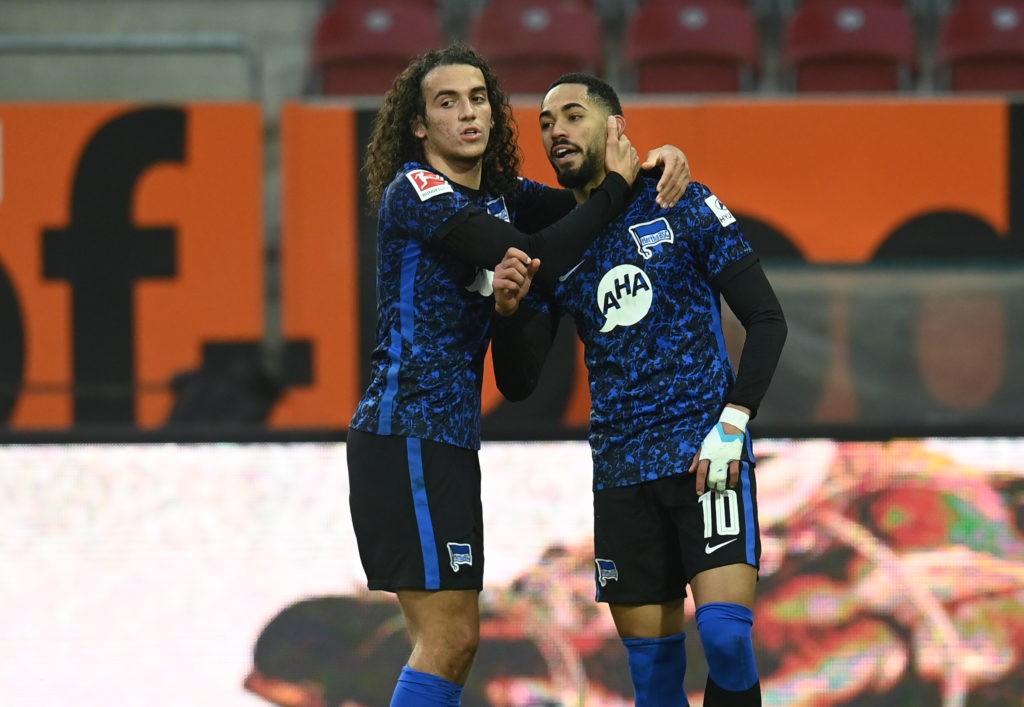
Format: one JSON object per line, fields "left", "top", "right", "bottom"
{"left": 553, "top": 148, "right": 603, "bottom": 190}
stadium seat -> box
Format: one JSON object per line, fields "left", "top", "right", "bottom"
{"left": 938, "top": 0, "right": 1024, "bottom": 91}
{"left": 310, "top": 0, "right": 445, "bottom": 96}
{"left": 623, "top": 0, "right": 760, "bottom": 93}
{"left": 782, "top": 0, "right": 918, "bottom": 92}
{"left": 778, "top": 0, "right": 914, "bottom": 12}
{"left": 816, "top": 0, "right": 908, "bottom": 6}
{"left": 468, "top": 0, "right": 603, "bottom": 94}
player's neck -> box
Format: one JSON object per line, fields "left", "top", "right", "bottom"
{"left": 576, "top": 168, "right": 609, "bottom": 204}
{"left": 426, "top": 154, "right": 483, "bottom": 191}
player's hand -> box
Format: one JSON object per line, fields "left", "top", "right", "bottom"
{"left": 493, "top": 247, "right": 538, "bottom": 317}
{"left": 642, "top": 145, "right": 690, "bottom": 209}
{"left": 689, "top": 406, "right": 750, "bottom": 495}
{"left": 604, "top": 115, "right": 640, "bottom": 186}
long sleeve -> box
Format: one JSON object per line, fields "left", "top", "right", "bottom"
{"left": 715, "top": 255, "right": 788, "bottom": 417}
{"left": 437, "top": 173, "right": 629, "bottom": 289}
{"left": 490, "top": 305, "right": 560, "bottom": 402}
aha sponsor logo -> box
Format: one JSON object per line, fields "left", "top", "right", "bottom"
{"left": 597, "top": 264, "right": 653, "bottom": 333}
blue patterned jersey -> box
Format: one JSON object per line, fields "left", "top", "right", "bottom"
{"left": 547, "top": 178, "right": 754, "bottom": 489}
{"left": 350, "top": 162, "right": 554, "bottom": 450}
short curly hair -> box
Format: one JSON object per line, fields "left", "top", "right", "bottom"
{"left": 548, "top": 72, "right": 624, "bottom": 117}
{"left": 363, "top": 42, "right": 522, "bottom": 209}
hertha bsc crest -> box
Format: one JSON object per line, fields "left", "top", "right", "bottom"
{"left": 629, "top": 218, "right": 674, "bottom": 259}
{"left": 595, "top": 558, "right": 619, "bottom": 586}
{"left": 447, "top": 542, "right": 473, "bottom": 572}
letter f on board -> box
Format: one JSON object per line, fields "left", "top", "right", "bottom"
{"left": 43, "top": 107, "right": 182, "bottom": 423}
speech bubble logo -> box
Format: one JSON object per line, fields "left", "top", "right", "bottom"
{"left": 598, "top": 264, "right": 653, "bottom": 332}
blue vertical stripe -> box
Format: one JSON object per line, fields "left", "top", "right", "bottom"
{"left": 407, "top": 437, "right": 441, "bottom": 589}
{"left": 740, "top": 453, "right": 756, "bottom": 564}
{"left": 379, "top": 330, "right": 401, "bottom": 434}
{"left": 380, "top": 241, "right": 422, "bottom": 433}
{"left": 709, "top": 287, "right": 730, "bottom": 363}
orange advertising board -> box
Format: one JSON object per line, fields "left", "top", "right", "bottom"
{"left": 0, "top": 103, "right": 265, "bottom": 429}
{"left": 1, "top": 98, "right": 1018, "bottom": 434}
{"left": 278, "top": 98, "right": 1021, "bottom": 435}
{"left": 271, "top": 103, "right": 361, "bottom": 428}
{"left": 514, "top": 97, "right": 1010, "bottom": 263}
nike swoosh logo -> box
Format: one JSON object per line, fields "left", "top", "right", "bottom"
{"left": 704, "top": 539, "right": 738, "bottom": 554}
{"left": 558, "top": 259, "right": 586, "bottom": 282}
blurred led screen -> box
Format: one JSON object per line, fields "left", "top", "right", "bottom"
{"left": 1, "top": 439, "right": 1022, "bottom": 706}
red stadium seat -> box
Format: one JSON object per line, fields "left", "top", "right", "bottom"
{"left": 783, "top": 0, "right": 918, "bottom": 92}
{"left": 781, "top": 0, "right": 913, "bottom": 11}
{"left": 938, "top": 0, "right": 1024, "bottom": 91}
{"left": 310, "top": 0, "right": 445, "bottom": 96}
{"left": 623, "top": 0, "right": 760, "bottom": 93}
{"left": 810, "top": 0, "right": 909, "bottom": 6}
{"left": 469, "top": 0, "right": 603, "bottom": 94}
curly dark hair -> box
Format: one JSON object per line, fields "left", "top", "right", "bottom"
{"left": 363, "top": 42, "right": 522, "bottom": 209}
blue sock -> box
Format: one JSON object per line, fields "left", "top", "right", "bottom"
{"left": 695, "top": 602, "right": 759, "bottom": 693}
{"left": 622, "top": 632, "right": 688, "bottom": 706}
{"left": 390, "top": 665, "right": 464, "bottom": 706}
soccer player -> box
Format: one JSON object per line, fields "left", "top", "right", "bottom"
{"left": 490, "top": 73, "right": 788, "bottom": 706}
{"left": 346, "top": 44, "right": 691, "bottom": 706}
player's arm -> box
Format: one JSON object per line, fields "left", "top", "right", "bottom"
{"left": 491, "top": 304, "right": 559, "bottom": 401}
{"left": 490, "top": 248, "right": 559, "bottom": 401}
{"left": 515, "top": 144, "right": 691, "bottom": 229}
{"left": 438, "top": 119, "right": 639, "bottom": 288}
{"left": 512, "top": 184, "right": 578, "bottom": 233}
{"left": 717, "top": 253, "right": 788, "bottom": 415}
{"left": 437, "top": 172, "right": 628, "bottom": 289}
{"left": 692, "top": 253, "right": 787, "bottom": 494}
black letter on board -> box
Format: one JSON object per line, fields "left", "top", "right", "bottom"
{"left": 0, "top": 263, "right": 25, "bottom": 423}
{"left": 43, "top": 107, "right": 181, "bottom": 423}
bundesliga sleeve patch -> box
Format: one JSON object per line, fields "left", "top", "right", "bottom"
{"left": 704, "top": 194, "right": 737, "bottom": 227}
{"left": 406, "top": 168, "right": 454, "bottom": 201}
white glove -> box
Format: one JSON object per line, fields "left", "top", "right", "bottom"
{"left": 698, "top": 407, "right": 749, "bottom": 493}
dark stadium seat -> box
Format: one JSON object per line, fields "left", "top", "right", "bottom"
{"left": 468, "top": 0, "right": 603, "bottom": 94}
{"left": 782, "top": 0, "right": 918, "bottom": 92}
{"left": 623, "top": 0, "right": 760, "bottom": 93}
{"left": 938, "top": 0, "right": 1024, "bottom": 91}
{"left": 823, "top": 0, "right": 907, "bottom": 6}
{"left": 310, "top": 0, "right": 445, "bottom": 96}
{"left": 777, "top": 0, "right": 915, "bottom": 13}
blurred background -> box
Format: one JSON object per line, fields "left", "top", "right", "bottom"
{"left": 0, "top": 0, "right": 1022, "bottom": 705}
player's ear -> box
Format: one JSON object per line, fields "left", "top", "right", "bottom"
{"left": 612, "top": 114, "right": 626, "bottom": 138}
{"left": 411, "top": 115, "right": 427, "bottom": 139}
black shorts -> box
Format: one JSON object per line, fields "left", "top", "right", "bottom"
{"left": 347, "top": 428, "right": 484, "bottom": 592}
{"left": 592, "top": 462, "right": 760, "bottom": 605}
